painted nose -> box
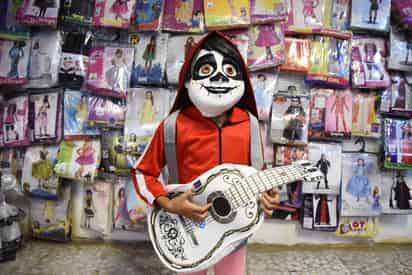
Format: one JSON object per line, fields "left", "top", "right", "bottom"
{"left": 210, "top": 72, "right": 229, "bottom": 82}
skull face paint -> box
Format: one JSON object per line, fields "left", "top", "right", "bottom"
{"left": 185, "top": 50, "right": 245, "bottom": 117}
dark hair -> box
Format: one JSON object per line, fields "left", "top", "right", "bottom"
{"left": 257, "top": 74, "right": 266, "bottom": 80}
{"left": 86, "top": 189, "right": 93, "bottom": 195}
{"left": 118, "top": 187, "right": 125, "bottom": 198}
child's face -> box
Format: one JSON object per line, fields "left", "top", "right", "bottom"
{"left": 116, "top": 51, "right": 123, "bottom": 58}
{"left": 357, "top": 159, "right": 364, "bottom": 166}
{"left": 145, "top": 92, "right": 152, "bottom": 100}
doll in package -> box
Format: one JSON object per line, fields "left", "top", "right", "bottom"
{"left": 341, "top": 153, "right": 382, "bottom": 216}
{"left": 0, "top": 39, "right": 30, "bottom": 85}
{"left": 351, "top": 91, "right": 381, "bottom": 138}
{"left": 3, "top": 96, "right": 29, "bottom": 147}
{"left": 351, "top": 37, "right": 390, "bottom": 89}
{"left": 204, "top": 0, "right": 250, "bottom": 29}
{"left": 22, "top": 145, "right": 59, "bottom": 200}
{"left": 30, "top": 183, "right": 71, "bottom": 241}
{"left": 17, "top": 0, "right": 59, "bottom": 27}
{"left": 101, "top": 129, "right": 128, "bottom": 174}
{"left": 274, "top": 145, "right": 308, "bottom": 166}
{"left": 130, "top": 33, "right": 168, "bottom": 86}
{"left": 93, "top": 0, "right": 136, "bottom": 29}
{"left": 350, "top": 0, "right": 390, "bottom": 32}
{"left": 308, "top": 88, "right": 334, "bottom": 140}
{"left": 0, "top": 0, "right": 30, "bottom": 40}
{"left": 131, "top": 0, "right": 164, "bottom": 31}
{"left": 324, "top": 89, "right": 352, "bottom": 137}
{"left": 301, "top": 193, "right": 338, "bottom": 231}
{"left": 389, "top": 28, "right": 412, "bottom": 72}
{"left": 60, "top": 0, "right": 94, "bottom": 25}
{"left": 250, "top": 0, "right": 287, "bottom": 24}
{"left": 248, "top": 23, "right": 285, "bottom": 70}
{"left": 29, "top": 91, "right": 59, "bottom": 142}
{"left": 87, "top": 96, "right": 125, "bottom": 128}
{"left": 87, "top": 46, "right": 134, "bottom": 98}
{"left": 384, "top": 118, "right": 412, "bottom": 170}
{"left": 54, "top": 139, "right": 101, "bottom": 181}
{"left": 380, "top": 171, "right": 412, "bottom": 214}
{"left": 63, "top": 90, "right": 100, "bottom": 138}
{"left": 280, "top": 37, "right": 310, "bottom": 74}
{"left": 250, "top": 69, "right": 278, "bottom": 120}
{"left": 270, "top": 86, "right": 309, "bottom": 145}
{"left": 162, "top": 0, "right": 204, "bottom": 32}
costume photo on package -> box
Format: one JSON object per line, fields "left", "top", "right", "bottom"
{"left": 3, "top": 95, "right": 29, "bottom": 147}
{"left": 17, "top": 0, "right": 60, "bottom": 27}
{"left": 350, "top": 0, "right": 390, "bottom": 32}
{"left": 0, "top": 39, "right": 30, "bottom": 85}
{"left": 384, "top": 118, "right": 412, "bottom": 170}
{"left": 301, "top": 193, "right": 339, "bottom": 231}
{"left": 380, "top": 171, "right": 412, "bottom": 214}
{"left": 93, "top": 0, "right": 136, "bottom": 29}
{"left": 250, "top": 69, "right": 278, "bottom": 120}
{"left": 162, "top": 0, "right": 204, "bottom": 32}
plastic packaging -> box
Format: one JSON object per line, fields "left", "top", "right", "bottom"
{"left": 250, "top": 69, "right": 278, "bottom": 120}
{"left": 301, "top": 193, "right": 338, "bottom": 232}
{"left": 280, "top": 37, "right": 310, "bottom": 73}
{"left": 0, "top": 0, "right": 30, "bottom": 40}
{"left": 60, "top": 0, "right": 94, "bottom": 26}
{"left": 380, "top": 73, "right": 412, "bottom": 116}
{"left": 250, "top": 0, "right": 287, "bottom": 24}
{"left": 3, "top": 95, "right": 29, "bottom": 147}
{"left": 87, "top": 96, "right": 126, "bottom": 128}
{"left": 101, "top": 129, "right": 128, "bottom": 175}
{"left": 351, "top": 90, "right": 381, "bottom": 139}
{"left": 204, "top": 0, "right": 250, "bottom": 30}
{"left": 221, "top": 29, "right": 249, "bottom": 61}
{"left": 92, "top": 0, "right": 136, "bottom": 29}
{"left": 330, "top": 0, "right": 349, "bottom": 31}
{"left": 324, "top": 89, "right": 352, "bottom": 137}
{"left": 380, "top": 171, "right": 412, "bottom": 214}
{"left": 308, "top": 88, "right": 334, "bottom": 140}
{"left": 274, "top": 145, "right": 308, "bottom": 166}
{"left": 350, "top": 0, "right": 390, "bottom": 33}
{"left": 0, "top": 39, "right": 30, "bottom": 85}
{"left": 162, "top": 0, "right": 204, "bottom": 33}
{"left": 130, "top": 0, "right": 164, "bottom": 31}
{"left": 392, "top": 0, "right": 412, "bottom": 30}
{"left": 17, "top": 0, "right": 59, "bottom": 27}
{"left": 383, "top": 118, "right": 412, "bottom": 170}
{"left": 388, "top": 28, "right": 412, "bottom": 72}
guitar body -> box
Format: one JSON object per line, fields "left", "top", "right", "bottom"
{"left": 148, "top": 164, "right": 263, "bottom": 273}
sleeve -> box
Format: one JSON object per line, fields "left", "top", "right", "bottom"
{"left": 131, "top": 121, "right": 168, "bottom": 206}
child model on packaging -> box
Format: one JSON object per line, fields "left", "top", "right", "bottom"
{"left": 303, "top": 0, "right": 318, "bottom": 25}
{"left": 31, "top": 148, "right": 53, "bottom": 189}
{"left": 110, "top": 0, "right": 130, "bottom": 21}
{"left": 142, "top": 36, "right": 156, "bottom": 75}
{"left": 84, "top": 189, "right": 95, "bottom": 228}
{"left": 255, "top": 25, "right": 280, "bottom": 61}
{"left": 139, "top": 90, "right": 155, "bottom": 125}
{"left": 8, "top": 41, "right": 25, "bottom": 79}
{"left": 75, "top": 141, "right": 95, "bottom": 178}
{"left": 368, "top": 0, "right": 381, "bottom": 24}
{"left": 330, "top": 92, "right": 349, "bottom": 133}
{"left": 401, "top": 122, "right": 412, "bottom": 165}
{"left": 106, "top": 48, "right": 129, "bottom": 92}
{"left": 4, "top": 104, "right": 18, "bottom": 141}
{"left": 76, "top": 95, "right": 88, "bottom": 122}
{"left": 36, "top": 95, "right": 50, "bottom": 137}
{"left": 346, "top": 158, "right": 371, "bottom": 202}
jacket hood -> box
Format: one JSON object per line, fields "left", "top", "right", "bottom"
{"left": 169, "top": 31, "right": 258, "bottom": 117}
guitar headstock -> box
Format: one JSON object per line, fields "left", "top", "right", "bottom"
{"left": 292, "top": 160, "right": 324, "bottom": 183}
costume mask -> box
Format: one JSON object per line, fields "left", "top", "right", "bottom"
{"left": 185, "top": 49, "right": 245, "bottom": 117}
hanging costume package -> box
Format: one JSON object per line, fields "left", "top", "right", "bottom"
{"left": 17, "top": 0, "right": 60, "bottom": 27}
{"left": 336, "top": 217, "right": 377, "bottom": 238}
{"left": 221, "top": 29, "right": 249, "bottom": 61}
{"left": 301, "top": 193, "right": 339, "bottom": 232}
{"left": 0, "top": 39, "right": 30, "bottom": 85}
{"left": 341, "top": 137, "right": 382, "bottom": 154}
{"left": 350, "top": 0, "right": 390, "bottom": 33}
{"left": 388, "top": 28, "right": 412, "bottom": 72}
{"left": 87, "top": 96, "right": 126, "bottom": 128}
{"left": 392, "top": 0, "right": 412, "bottom": 30}
{"left": 324, "top": 89, "right": 352, "bottom": 138}
{"left": 274, "top": 145, "right": 308, "bottom": 166}
{"left": 92, "top": 0, "right": 136, "bottom": 29}
{"left": 0, "top": 0, "right": 30, "bottom": 40}
{"left": 131, "top": 0, "right": 164, "bottom": 31}
{"left": 384, "top": 118, "right": 412, "bottom": 170}
{"left": 250, "top": 69, "right": 278, "bottom": 121}
{"left": 380, "top": 73, "right": 412, "bottom": 117}
{"left": 3, "top": 95, "right": 29, "bottom": 147}
{"left": 270, "top": 180, "right": 303, "bottom": 221}
{"left": 308, "top": 88, "right": 334, "bottom": 140}
{"left": 380, "top": 171, "right": 412, "bottom": 214}
{"left": 280, "top": 37, "right": 310, "bottom": 74}
{"left": 351, "top": 90, "right": 381, "bottom": 139}
{"left": 60, "top": 0, "right": 94, "bottom": 26}
{"left": 162, "top": 0, "right": 204, "bottom": 33}
{"left": 250, "top": 0, "right": 287, "bottom": 24}
{"left": 204, "top": 0, "right": 250, "bottom": 30}
{"left": 101, "top": 129, "right": 128, "bottom": 175}
{"left": 330, "top": 0, "right": 350, "bottom": 31}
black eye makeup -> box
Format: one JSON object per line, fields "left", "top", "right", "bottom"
{"left": 222, "top": 57, "right": 242, "bottom": 80}
{"left": 192, "top": 53, "right": 217, "bottom": 80}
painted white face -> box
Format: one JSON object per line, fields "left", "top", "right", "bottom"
{"left": 185, "top": 49, "right": 245, "bottom": 117}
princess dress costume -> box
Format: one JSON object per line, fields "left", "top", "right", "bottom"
{"left": 346, "top": 164, "right": 372, "bottom": 200}
{"left": 115, "top": 196, "right": 130, "bottom": 228}
{"left": 76, "top": 146, "right": 95, "bottom": 166}
{"left": 76, "top": 102, "right": 88, "bottom": 122}
{"left": 255, "top": 25, "right": 279, "bottom": 48}
{"left": 110, "top": 0, "right": 129, "bottom": 17}
{"left": 139, "top": 100, "right": 155, "bottom": 125}
{"left": 32, "top": 158, "right": 53, "bottom": 182}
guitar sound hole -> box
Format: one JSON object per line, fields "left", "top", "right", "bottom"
{"left": 213, "top": 197, "right": 231, "bottom": 217}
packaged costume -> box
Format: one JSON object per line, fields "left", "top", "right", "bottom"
{"left": 54, "top": 139, "right": 101, "bottom": 181}
{"left": 248, "top": 23, "right": 285, "bottom": 70}
{"left": 271, "top": 180, "right": 302, "bottom": 221}
{"left": 101, "top": 129, "right": 128, "bottom": 175}
{"left": 86, "top": 46, "right": 134, "bottom": 98}
{"left": 162, "top": 0, "right": 204, "bottom": 33}
{"left": 330, "top": 0, "right": 349, "bottom": 31}
{"left": 22, "top": 146, "right": 59, "bottom": 200}
{"left": 131, "top": 0, "right": 163, "bottom": 31}
{"left": 324, "top": 89, "right": 352, "bottom": 137}
{"left": 276, "top": 72, "right": 308, "bottom": 94}
{"left": 351, "top": 37, "right": 390, "bottom": 89}
{"left": 341, "top": 153, "right": 382, "bottom": 216}
{"left": 392, "top": 0, "right": 412, "bottom": 30}
{"left": 260, "top": 123, "right": 274, "bottom": 165}
{"left": 204, "top": 0, "right": 250, "bottom": 30}
{"left": 0, "top": 39, "right": 30, "bottom": 85}
{"left": 17, "top": 0, "right": 59, "bottom": 27}
{"left": 0, "top": 149, "right": 25, "bottom": 179}
{"left": 351, "top": 91, "right": 381, "bottom": 138}
{"left": 93, "top": 0, "right": 136, "bottom": 29}
{"left": 0, "top": 0, "right": 30, "bottom": 40}
{"left": 280, "top": 37, "right": 310, "bottom": 73}
{"left": 380, "top": 73, "right": 412, "bottom": 116}
{"left": 301, "top": 193, "right": 338, "bottom": 231}
{"left": 388, "top": 28, "right": 412, "bottom": 72}
{"left": 130, "top": 33, "right": 168, "bottom": 86}
{"left": 87, "top": 96, "right": 126, "bottom": 128}
{"left": 63, "top": 90, "right": 100, "bottom": 138}
{"left": 60, "top": 0, "right": 94, "bottom": 25}
{"left": 380, "top": 172, "right": 412, "bottom": 214}
{"left": 221, "top": 29, "right": 249, "bottom": 61}
{"left": 250, "top": 0, "right": 287, "bottom": 24}
{"left": 306, "top": 36, "right": 351, "bottom": 88}
{"left": 335, "top": 217, "right": 377, "bottom": 238}
{"left": 350, "top": 0, "right": 390, "bottom": 32}
{"left": 250, "top": 70, "right": 278, "bottom": 120}
{"left": 308, "top": 88, "right": 334, "bottom": 140}
{"left": 30, "top": 182, "right": 71, "bottom": 241}
{"left": 383, "top": 118, "right": 412, "bottom": 170}
{"left": 3, "top": 95, "right": 29, "bottom": 147}
{"left": 274, "top": 145, "right": 308, "bottom": 166}
{"left": 341, "top": 137, "right": 382, "bottom": 154}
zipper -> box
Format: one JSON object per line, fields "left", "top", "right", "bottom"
{"left": 218, "top": 127, "right": 222, "bottom": 164}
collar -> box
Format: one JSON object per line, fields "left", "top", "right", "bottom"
{"left": 182, "top": 106, "right": 250, "bottom": 126}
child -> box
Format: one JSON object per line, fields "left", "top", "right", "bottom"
{"left": 106, "top": 48, "right": 129, "bottom": 92}
{"left": 75, "top": 141, "right": 95, "bottom": 178}
{"left": 33, "top": 0, "right": 56, "bottom": 17}
{"left": 346, "top": 158, "right": 371, "bottom": 202}
{"left": 31, "top": 148, "right": 53, "bottom": 189}
{"left": 303, "top": 0, "right": 318, "bottom": 25}
{"left": 139, "top": 90, "right": 156, "bottom": 125}
{"left": 401, "top": 122, "right": 412, "bottom": 164}
{"left": 110, "top": 0, "right": 129, "bottom": 21}
{"left": 84, "top": 189, "right": 95, "bottom": 228}
{"left": 142, "top": 36, "right": 156, "bottom": 75}
{"left": 8, "top": 41, "right": 25, "bottom": 79}
{"left": 371, "top": 186, "right": 381, "bottom": 211}
{"left": 36, "top": 95, "right": 50, "bottom": 137}
{"left": 329, "top": 92, "right": 350, "bottom": 133}
{"left": 4, "top": 104, "right": 18, "bottom": 141}
{"left": 405, "top": 37, "right": 412, "bottom": 65}
{"left": 175, "top": 0, "right": 192, "bottom": 25}
{"left": 253, "top": 74, "right": 267, "bottom": 117}
{"left": 364, "top": 43, "right": 384, "bottom": 81}
{"left": 254, "top": 25, "right": 280, "bottom": 61}
{"left": 184, "top": 36, "right": 195, "bottom": 61}
{"left": 115, "top": 187, "right": 130, "bottom": 229}
{"left": 368, "top": 0, "right": 381, "bottom": 24}
{"left": 390, "top": 174, "right": 411, "bottom": 209}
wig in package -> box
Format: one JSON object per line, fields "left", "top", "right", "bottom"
{"left": 388, "top": 28, "right": 412, "bottom": 72}
{"left": 383, "top": 118, "right": 412, "bottom": 170}
{"left": 280, "top": 37, "right": 310, "bottom": 73}
{"left": 93, "top": 0, "right": 136, "bottom": 29}
{"left": 17, "top": 0, "right": 59, "bottom": 27}
{"left": 22, "top": 145, "right": 59, "bottom": 200}
{"left": 308, "top": 88, "right": 334, "bottom": 140}
{"left": 335, "top": 217, "right": 377, "bottom": 238}
{"left": 204, "top": 0, "right": 250, "bottom": 30}
{"left": 380, "top": 73, "right": 412, "bottom": 116}
{"left": 165, "top": 34, "right": 204, "bottom": 84}
{"left": 30, "top": 183, "right": 71, "bottom": 241}
{"left": 162, "top": 0, "right": 204, "bottom": 33}
{"left": 63, "top": 90, "right": 100, "bottom": 138}
{"left": 130, "top": 33, "right": 168, "bottom": 86}
{"left": 351, "top": 91, "right": 381, "bottom": 139}
{"left": 60, "top": 0, "right": 94, "bottom": 25}
{"left": 306, "top": 36, "right": 350, "bottom": 88}
{"left": 270, "top": 87, "right": 309, "bottom": 145}
{"left": 131, "top": 0, "right": 164, "bottom": 32}
{"left": 3, "top": 95, "right": 29, "bottom": 147}
{"left": 330, "top": 0, "right": 349, "bottom": 31}
{"left": 248, "top": 23, "right": 285, "bottom": 70}
{"left": 250, "top": 69, "right": 278, "bottom": 121}
{"left": 274, "top": 145, "right": 308, "bottom": 166}
{"left": 324, "top": 89, "right": 352, "bottom": 137}
{"left": 113, "top": 178, "right": 147, "bottom": 232}
{"left": 250, "top": 0, "right": 287, "bottom": 24}
{"left": 380, "top": 171, "right": 412, "bottom": 214}
{"left": 25, "top": 31, "right": 62, "bottom": 88}
{"left": 0, "top": 39, "right": 30, "bottom": 85}
{"left": 86, "top": 46, "right": 134, "bottom": 98}
{"left": 351, "top": 37, "right": 390, "bottom": 89}
{"left": 87, "top": 96, "right": 125, "bottom": 128}
{"left": 101, "top": 129, "right": 128, "bottom": 175}
{"left": 350, "top": 0, "right": 390, "bottom": 32}
{"left": 54, "top": 139, "right": 101, "bottom": 181}
{"left": 0, "top": 0, "right": 30, "bottom": 40}
{"left": 81, "top": 179, "right": 112, "bottom": 235}
{"left": 306, "top": 142, "right": 341, "bottom": 193}
{"left": 341, "top": 153, "right": 382, "bottom": 216}
{"left": 301, "top": 193, "right": 338, "bottom": 232}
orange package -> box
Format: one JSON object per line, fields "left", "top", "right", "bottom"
{"left": 280, "top": 37, "right": 310, "bottom": 74}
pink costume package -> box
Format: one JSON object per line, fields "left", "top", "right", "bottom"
{"left": 392, "top": 0, "right": 412, "bottom": 30}
{"left": 388, "top": 28, "right": 412, "bottom": 72}
{"left": 86, "top": 46, "right": 134, "bottom": 98}
{"left": 250, "top": 0, "right": 287, "bottom": 24}
{"left": 351, "top": 37, "right": 390, "bottom": 89}
{"left": 131, "top": 0, "right": 164, "bottom": 31}
{"left": 17, "top": 0, "right": 59, "bottom": 27}
{"left": 162, "top": 0, "right": 204, "bottom": 33}
{"left": 0, "top": 39, "right": 30, "bottom": 85}
{"left": 3, "top": 95, "right": 29, "bottom": 147}
{"left": 283, "top": 0, "right": 329, "bottom": 34}
{"left": 92, "top": 0, "right": 136, "bottom": 29}
{"left": 324, "top": 89, "right": 352, "bottom": 138}
{"left": 248, "top": 23, "right": 285, "bottom": 70}
{"left": 250, "top": 69, "right": 279, "bottom": 120}
{"left": 87, "top": 96, "right": 126, "bottom": 128}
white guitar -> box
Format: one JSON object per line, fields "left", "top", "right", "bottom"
{"left": 148, "top": 161, "right": 323, "bottom": 273}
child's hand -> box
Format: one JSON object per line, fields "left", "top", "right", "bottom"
{"left": 259, "top": 187, "right": 281, "bottom": 217}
